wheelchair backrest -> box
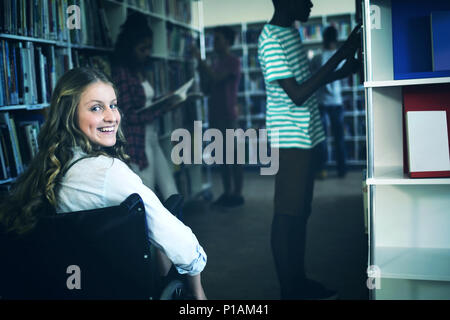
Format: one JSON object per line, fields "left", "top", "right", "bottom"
{"left": 1, "top": 193, "right": 155, "bottom": 300}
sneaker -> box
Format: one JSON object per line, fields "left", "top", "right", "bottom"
{"left": 297, "top": 279, "right": 338, "bottom": 300}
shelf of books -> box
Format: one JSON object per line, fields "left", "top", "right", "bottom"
{"left": 204, "top": 14, "right": 365, "bottom": 168}
{"left": 0, "top": 0, "right": 211, "bottom": 202}
{"left": 363, "top": 0, "right": 450, "bottom": 299}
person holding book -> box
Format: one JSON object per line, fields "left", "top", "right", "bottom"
{"left": 111, "top": 12, "right": 191, "bottom": 284}
{"left": 194, "top": 27, "right": 244, "bottom": 208}
{"left": 0, "top": 67, "right": 207, "bottom": 299}
{"left": 111, "top": 12, "right": 180, "bottom": 203}
{"left": 310, "top": 25, "right": 348, "bottom": 179}
{"left": 258, "top": 0, "right": 360, "bottom": 299}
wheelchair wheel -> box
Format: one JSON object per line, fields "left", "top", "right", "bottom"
{"left": 159, "top": 279, "right": 186, "bottom": 300}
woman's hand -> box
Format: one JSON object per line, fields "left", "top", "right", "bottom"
{"left": 186, "top": 274, "right": 207, "bottom": 300}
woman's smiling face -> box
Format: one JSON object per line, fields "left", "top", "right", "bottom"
{"left": 77, "top": 81, "right": 120, "bottom": 147}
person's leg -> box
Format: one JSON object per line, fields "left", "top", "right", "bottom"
{"left": 220, "top": 165, "right": 233, "bottom": 196}
{"left": 329, "top": 106, "right": 347, "bottom": 177}
{"left": 290, "top": 146, "right": 316, "bottom": 287}
{"left": 153, "top": 140, "right": 179, "bottom": 201}
{"left": 316, "top": 105, "right": 328, "bottom": 177}
{"left": 213, "top": 125, "right": 233, "bottom": 205}
{"left": 231, "top": 119, "right": 244, "bottom": 201}
{"left": 272, "top": 148, "right": 312, "bottom": 299}
{"left": 232, "top": 163, "right": 243, "bottom": 197}
{"left": 134, "top": 125, "right": 157, "bottom": 191}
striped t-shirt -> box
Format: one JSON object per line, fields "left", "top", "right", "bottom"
{"left": 258, "top": 24, "right": 325, "bottom": 149}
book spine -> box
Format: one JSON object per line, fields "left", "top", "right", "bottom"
{"left": 0, "top": 131, "right": 9, "bottom": 179}
{"left": 22, "top": 0, "right": 27, "bottom": 37}
{"left": 43, "top": 0, "right": 49, "bottom": 39}
{"left": 0, "top": 127, "right": 13, "bottom": 178}
{"left": 15, "top": 122, "right": 31, "bottom": 166}
{"left": 9, "top": 117, "right": 24, "bottom": 174}
{"left": 2, "top": 40, "right": 11, "bottom": 106}
{"left": 49, "top": 45, "right": 56, "bottom": 92}
{"left": 31, "top": 124, "right": 39, "bottom": 155}
{"left": 37, "top": 47, "right": 47, "bottom": 104}
{"left": 27, "top": 42, "right": 38, "bottom": 104}
{"left": 10, "top": 41, "right": 19, "bottom": 105}
{"left": 19, "top": 42, "right": 29, "bottom": 105}
{"left": 1, "top": 113, "right": 22, "bottom": 176}
{"left": 0, "top": 41, "right": 5, "bottom": 106}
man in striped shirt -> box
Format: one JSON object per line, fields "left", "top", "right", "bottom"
{"left": 258, "top": 0, "right": 361, "bottom": 299}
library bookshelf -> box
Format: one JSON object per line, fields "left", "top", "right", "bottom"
{"left": 0, "top": 0, "right": 211, "bottom": 202}
{"left": 204, "top": 14, "right": 365, "bottom": 168}
{"left": 363, "top": 0, "right": 450, "bottom": 299}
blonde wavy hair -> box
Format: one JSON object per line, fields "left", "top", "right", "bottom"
{"left": 0, "top": 67, "right": 130, "bottom": 235}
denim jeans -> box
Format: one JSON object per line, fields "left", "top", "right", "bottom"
{"left": 316, "top": 104, "right": 347, "bottom": 176}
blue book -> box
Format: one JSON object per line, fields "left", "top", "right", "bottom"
{"left": 0, "top": 41, "right": 4, "bottom": 106}
{"left": 431, "top": 11, "right": 450, "bottom": 71}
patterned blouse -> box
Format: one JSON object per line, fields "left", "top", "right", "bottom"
{"left": 112, "top": 66, "right": 160, "bottom": 169}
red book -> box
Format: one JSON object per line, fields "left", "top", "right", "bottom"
{"left": 402, "top": 84, "right": 450, "bottom": 178}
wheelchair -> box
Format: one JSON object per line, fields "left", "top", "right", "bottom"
{"left": 0, "top": 193, "right": 187, "bottom": 300}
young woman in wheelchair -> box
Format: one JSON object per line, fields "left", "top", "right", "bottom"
{"left": 0, "top": 67, "right": 207, "bottom": 300}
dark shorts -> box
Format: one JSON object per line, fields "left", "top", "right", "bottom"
{"left": 274, "top": 147, "right": 316, "bottom": 218}
{"left": 208, "top": 119, "right": 240, "bottom": 161}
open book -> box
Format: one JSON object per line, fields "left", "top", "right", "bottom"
{"left": 136, "top": 78, "right": 195, "bottom": 114}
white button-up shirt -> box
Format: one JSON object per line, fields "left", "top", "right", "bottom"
{"left": 56, "top": 148, "right": 206, "bottom": 275}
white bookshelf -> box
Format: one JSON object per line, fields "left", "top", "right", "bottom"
{"left": 364, "top": 77, "right": 450, "bottom": 88}
{"left": 367, "top": 166, "right": 450, "bottom": 185}
{"left": 363, "top": 0, "right": 450, "bottom": 300}
{"left": 376, "top": 247, "right": 450, "bottom": 281}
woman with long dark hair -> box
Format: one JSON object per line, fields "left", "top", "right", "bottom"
{"left": 111, "top": 12, "right": 179, "bottom": 201}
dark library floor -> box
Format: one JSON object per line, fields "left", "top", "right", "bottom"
{"left": 183, "top": 168, "right": 369, "bottom": 300}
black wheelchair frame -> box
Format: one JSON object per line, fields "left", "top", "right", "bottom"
{"left": 0, "top": 193, "right": 186, "bottom": 300}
